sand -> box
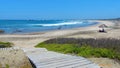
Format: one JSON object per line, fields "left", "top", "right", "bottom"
{"left": 0, "top": 20, "right": 120, "bottom": 68}
{"left": 88, "top": 58, "right": 120, "bottom": 68}
{"left": 0, "top": 48, "right": 32, "bottom": 68}
{"left": 0, "top": 20, "right": 115, "bottom": 48}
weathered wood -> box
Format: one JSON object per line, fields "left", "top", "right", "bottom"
{"left": 24, "top": 48, "right": 100, "bottom": 68}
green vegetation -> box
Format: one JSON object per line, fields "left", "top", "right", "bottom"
{"left": 35, "top": 38, "right": 120, "bottom": 60}
{"left": 0, "top": 42, "right": 13, "bottom": 48}
{"left": 36, "top": 43, "right": 118, "bottom": 59}
{"left": 6, "top": 64, "right": 9, "bottom": 68}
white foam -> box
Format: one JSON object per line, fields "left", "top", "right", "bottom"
{"left": 29, "top": 21, "right": 83, "bottom": 27}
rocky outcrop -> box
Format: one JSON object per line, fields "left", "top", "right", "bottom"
{"left": 0, "top": 30, "right": 4, "bottom": 33}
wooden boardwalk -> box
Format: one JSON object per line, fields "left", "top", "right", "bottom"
{"left": 23, "top": 48, "right": 100, "bottom": 68}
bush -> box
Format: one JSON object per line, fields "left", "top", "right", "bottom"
{"left": 0, "top": 42, "right": 13, "bottom": 48}
{"left": 39, "top": 38, "right": 120, "bottom": 53}
{"left": 36, "top": 42, "right": 120, "bottom": 60}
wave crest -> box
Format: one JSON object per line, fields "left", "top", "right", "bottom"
{"left": 29, "top": 21, "right": 83, "bottom": 27}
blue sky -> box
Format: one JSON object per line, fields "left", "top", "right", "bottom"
{"left": 0, "top": 0, "right": 120, "bottom": 19}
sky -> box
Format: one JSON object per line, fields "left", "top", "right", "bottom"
{"left": 0, "top": 0, "right": 120, "bottom": 20}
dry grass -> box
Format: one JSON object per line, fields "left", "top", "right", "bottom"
{"left": 0, "top": 48, "right": 32, "bottom": 68}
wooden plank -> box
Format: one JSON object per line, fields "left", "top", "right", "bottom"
{"left": 24, "top": 48, "right": 100, "bottom": 68}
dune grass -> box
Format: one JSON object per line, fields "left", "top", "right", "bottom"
{"left": 0, "top": 49, "right": 32, "bottom": 68}
{"left": 35, "top": 38, "right": 120, "bottom": 60}
{"left": 0, "top": 42, "right": 13, "bottom": 48}
{"left": 6, "top": 64, "right": 9, "bottom": 68}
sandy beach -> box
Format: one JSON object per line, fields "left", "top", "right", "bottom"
{"left": 0, "top": 20, "right": 120, "bottom": 68}
{"left": 0, "top": 20, "right": 115, "bottom": 48}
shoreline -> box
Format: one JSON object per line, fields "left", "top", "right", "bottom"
{"left": 0, "top": 20, "right": 98, "bottom": 35}
{"left": 0, "top": 20, "right": 115, "bottom": 48}
{"left": 0, "top": 20, "right": 120, "bottom": 68}
{"left": 0, "top": 20, "right": 114, "bottom": 35}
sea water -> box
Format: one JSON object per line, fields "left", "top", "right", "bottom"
{"left": 0, "top": 20, "right": 98, "bottom": 34}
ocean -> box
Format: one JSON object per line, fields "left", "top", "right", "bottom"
{"left": 0, "top": 20, "right": 98, "bottom": 34}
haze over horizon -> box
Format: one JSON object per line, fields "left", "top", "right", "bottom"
{"left": 0, "top": 0, "right": 120, "bottom": 20}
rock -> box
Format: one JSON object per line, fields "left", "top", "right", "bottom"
{"left": 16, "top": 30, "right": 22, "bottom": 32}
{"left": 0, "top": 30, "right": 4, "bottom": 33}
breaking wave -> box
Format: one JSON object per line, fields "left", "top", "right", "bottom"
{"left": 29, "top": 21, "right": 84, "bottom": 27}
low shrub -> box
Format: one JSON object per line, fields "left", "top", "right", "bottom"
{"left": 39, "top": 38, "right": 120, "bottom": 53}
{"left": 0, "top": 42, "right": 13, "bottom": 48}
{"left": 36, "top": 43, "right": 119, "bottom": 60}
